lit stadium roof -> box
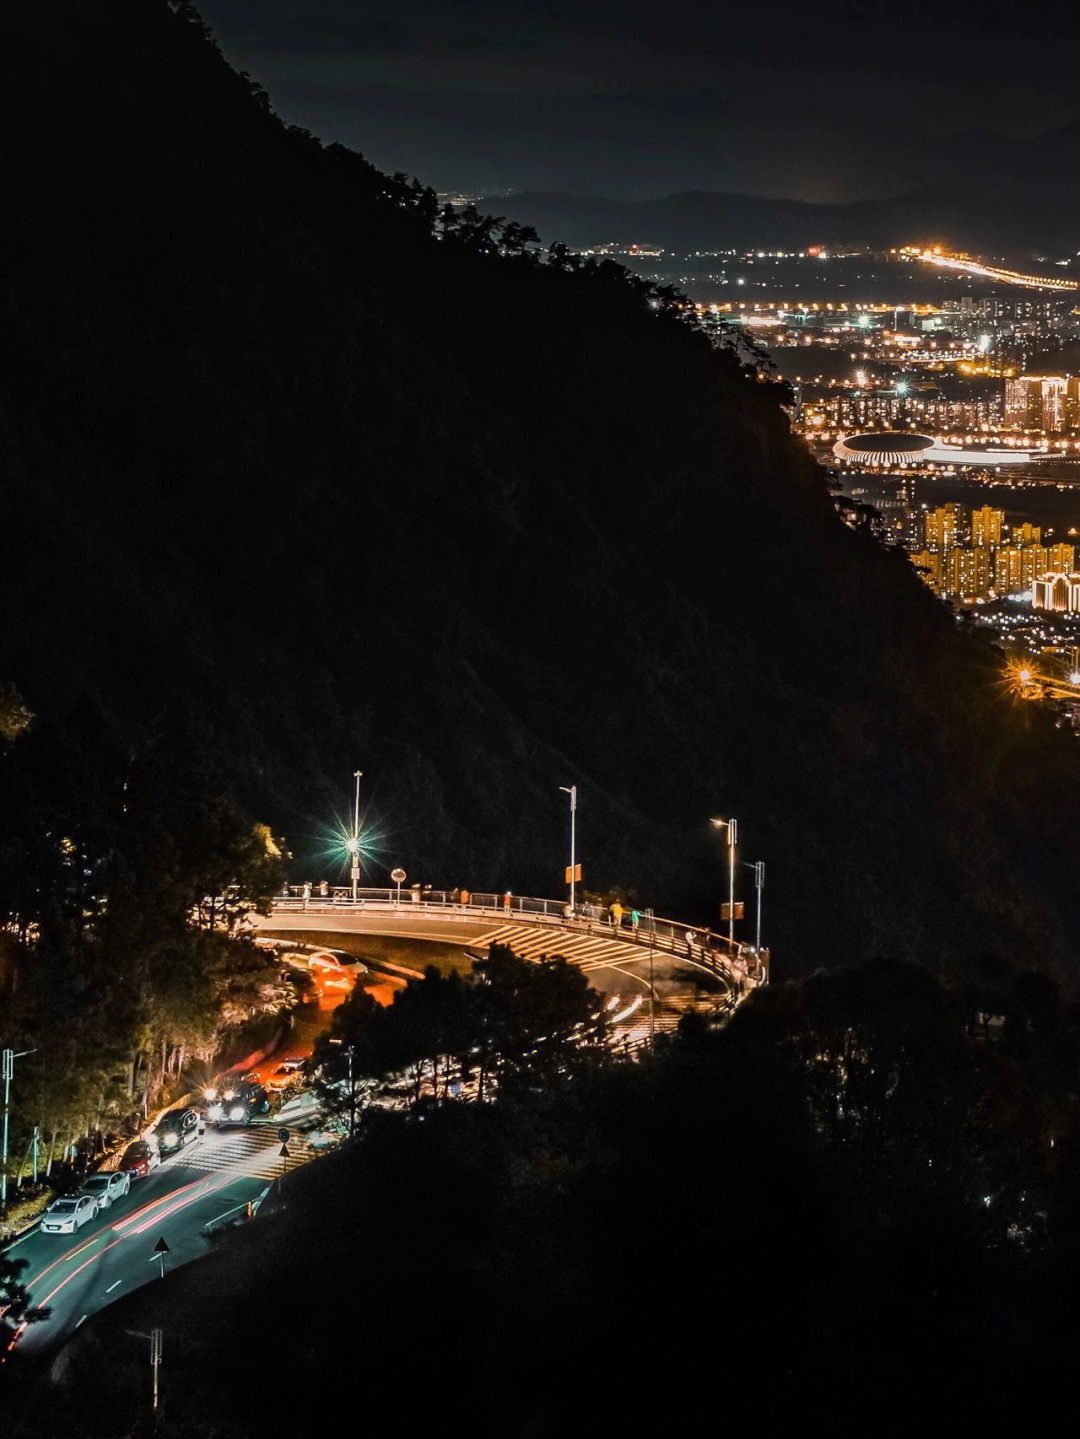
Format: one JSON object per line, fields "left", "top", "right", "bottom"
{"left": 832, "top": 432, "right": 1035, "bottom": 467}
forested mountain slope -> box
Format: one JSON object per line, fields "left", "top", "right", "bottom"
{"left": 3, "top": 0, "right": 1078, "bottom": 980}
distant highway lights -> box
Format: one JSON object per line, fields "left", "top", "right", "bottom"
{"left": 710, "top": 817, "right": 737, "bottom": 950}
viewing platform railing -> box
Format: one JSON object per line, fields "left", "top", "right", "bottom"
{"left": 268, "top": 886, "right": 768, "bottom": 988}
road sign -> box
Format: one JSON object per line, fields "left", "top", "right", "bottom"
{"left": 277, "top": 1127, "right": 290, "bottom": 1144}
{"left": 279, "top": 1141, "right": 290, "bottom": 1176}
{"left": 153, "top": 1235, "right": 169, "bottom": 1280}
{"left": 565, "top": 864, "right": 582, "bottom": 883}
{"left": 721, "top": 902, "right": 745, "bottom": 921}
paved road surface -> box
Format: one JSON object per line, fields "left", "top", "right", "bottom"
{"left": 8, "top": 1123, "right": 311, "bottom": 1356}
{"left": 258, "top": 908, "right": 739, "bottom": 1027}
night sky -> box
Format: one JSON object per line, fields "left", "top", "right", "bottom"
{"left": 197, "top": 0, "right": 1079, "bottom": 203}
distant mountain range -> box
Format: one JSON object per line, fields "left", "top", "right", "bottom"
{"left": 487, "top": 130, "right": 1080, "bottom": 257}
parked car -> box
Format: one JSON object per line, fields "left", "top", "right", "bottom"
{"left": 266, "top": 1059, "right": 306, "bottom": 1091}
{"left": 121, "top": 1138, "right": 161, "bottom": 1179}
{"left": 155, "top": 1107, "right": 200, "bottom": 1155}
{"left": 79, "top": 1171, "right": 131, "bottom": 1209}
{"left": 40, "top": 1194, "right": 98, "bottom": 1234}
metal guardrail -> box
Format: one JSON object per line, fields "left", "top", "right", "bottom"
{"left": 268, "top": 886, "right": 767, "bottom": 988}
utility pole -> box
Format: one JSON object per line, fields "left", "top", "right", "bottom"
{"left": 350, "top": 770, "right": 362, "bottom": 902}
{"left": 2, "top": 1048, "right": 35, "bottom": 1209}
{"left": 559, "top": 785, "right": 577, "bottom": 912}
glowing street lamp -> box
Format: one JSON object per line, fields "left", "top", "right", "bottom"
{"left": 350, "top": 770, "right": 362, "bottom": 902}
{"left": 559, "top": 784, "right": 578, "bottom": 913}
{"left": 710, "top": 817, "right": 737, "bottom": 949}
{"left": 2, "top": 1047, "right": 35, "bottom": 1209}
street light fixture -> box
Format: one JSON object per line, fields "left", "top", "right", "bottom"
{"left": 350, "top": 770, "right": 362, "bottom": 902}
{"left": 559, "top": 784, "right": 578, "bottom": 913}
{"left": 2, "top": 1047, "right": 35, "bottom": 1209}
{"left": 710, "top": 817, "right": 737, "bottom": 949}
{"left": 741, "top": 859, "right": 765, "bottom": 955}
{"left": 328, "top": 1038, "right": 356, "bottom": 1137}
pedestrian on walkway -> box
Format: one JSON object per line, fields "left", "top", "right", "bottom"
{"left": 611, "top": 900, "right": 624, "bottom": 928}
{"left": 504, "top": 890, "right": 512, "bottom": 915}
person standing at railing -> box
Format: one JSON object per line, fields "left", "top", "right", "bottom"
{"left": 610, "top": 900, "right": 624, "bottom": 929}
{"left": 303, "top": 881, "right": 311, "bottom": 908}
{"left": 504, "top": 890, "right": 512, "bottom": 916}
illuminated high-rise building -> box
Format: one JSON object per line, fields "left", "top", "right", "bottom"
{"left": 1020, "top": 544, "right": 1050, "bottom": 593}
{"left": 1013, "top": 522, "right": 1042, "bottom": 547}
{"left": 993, "top": 545, "right": 1023, "bottom": 594}
{"left": 1048, "top": 543, "right": 1076, "bottom": 573}
{"left": 911, "top": 549, "right": 942, "bottom": 590}
{"left": 1032, "top": 573, "right": 1080, "bottom": 612}
{"left": 971, "top": 506, "right": 1005, "bottom": 547}
{"left": 1004, "top": 376, "right": 1070, "bottom": 432}
{"left": 925, "top": 503, "right": 963, "bottom": 553}
{"left": 946, "top": 547, "right": 991, "bottom": 600}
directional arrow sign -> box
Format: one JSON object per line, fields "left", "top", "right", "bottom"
{"left": 153, "top": 1236, "right": 169, "bottom": 1279}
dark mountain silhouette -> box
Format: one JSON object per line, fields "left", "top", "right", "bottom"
{"left": 4, "top": 0, "right": 1080, "bottom": 980}
{"left": 489, "top": 159, "right": 1080, "bottom": 256}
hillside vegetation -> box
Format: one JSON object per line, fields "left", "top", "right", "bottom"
{"left": 3, "top": 0, "right": 1079, "bottom": 982}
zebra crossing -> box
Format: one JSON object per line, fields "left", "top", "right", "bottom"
{"left": 469, "top": 921, "right": 740, "bottom": 1043}
{"left": 469, "top": 921, "right": 654, "bottom": 974}
{"left": 169, "top": 1124, "right": 314, "bottom": 1183}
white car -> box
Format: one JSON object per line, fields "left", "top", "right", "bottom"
{"left": 40, "top": 1194, "right": 99, "bottom": 1234}
{"left": 79, "top": 1171, "right": 131, "bottom": 1210}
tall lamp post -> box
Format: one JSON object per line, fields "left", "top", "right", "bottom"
{"left": 329, "top": 1038, "right": 356, "bottom": 1137}
{"left": 741, "top": 859, "right": 765, "bottom": 955}
{"left": 752, "top": 860, "right": 764, "bottom": 956}
{"left": 710, "top": 817, "right": 737, "bottom": 949}
{"left": 2, "top": 1047, "right": 35, "bottom": 1209}
{"left": 349, "top": 770, "right": 362, "bottom": 902}
{"left": 559, "top": 784, "right": 577, "bottom": 912}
